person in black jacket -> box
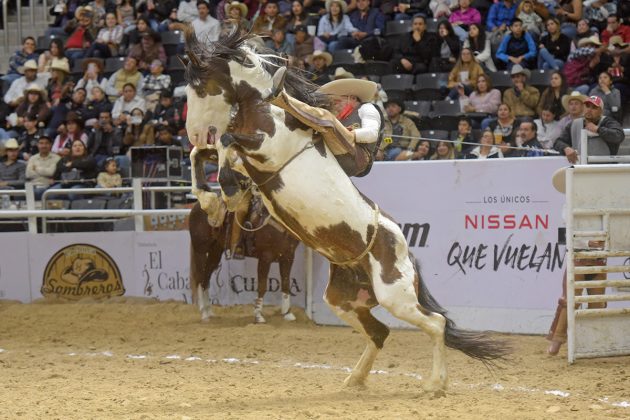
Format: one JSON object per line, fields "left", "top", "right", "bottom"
{"left": 51, "top": 139, "right": 98, "bottom": 194}
{"left": 538, "top": 17, "right": 572, "bottom": 70}
{"left": 430, "top": 20, "right": 460, "bottom": 72}
{"left": 392, "top": 14, "right": 436, "bottom": 74}
{"left": 87, "top": 110, "right": 123, "bottom": 168}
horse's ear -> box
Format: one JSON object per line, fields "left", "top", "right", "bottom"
{"left": 188, "top": 51, "right": 202, "bottom": 68}
{"left": 177, "top": 55, "right": 189, "bottom": 67}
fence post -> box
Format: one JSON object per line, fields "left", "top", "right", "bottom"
{"left": 566, "top": 169, "right": 576, "bottom": 363}
{"left": 579, "top": 129, "right": 588, "bottom": 164}
{"left": 24, "top": 183, "right": 37, "bottom": 234}
{"left": 133, "top": 178, "right": 144, "bottom": 232}
{"left": 304, "top": 247, "right": 313, "bottom": 320}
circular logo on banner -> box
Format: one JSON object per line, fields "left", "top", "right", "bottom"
{"left": 41, "top": 244, "right": 125, "bottom": 300}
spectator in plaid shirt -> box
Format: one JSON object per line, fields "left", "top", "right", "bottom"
{"left": 142, "top": 59, "right": 172, "bottom": 111}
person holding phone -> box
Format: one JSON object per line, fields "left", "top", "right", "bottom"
{"left": 111, "top": 83, "right": 146, "bottom": 126}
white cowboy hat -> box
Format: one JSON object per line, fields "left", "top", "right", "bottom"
{"left": 19, "top": 59, "right": 38, "bottom": 74}
{"left": 510, "top": 64, "right": 530, "bottom": 79}
{"left": 561, "top": 91, "right": 588, "bottom": 112}
{"left": 609, "top": 35, "right": 629, "bottom": 48}
{"left": 75, "top": 5, "right": 94, "bottom": 19}
{"left": 224, "top": 1, "right": 248, "bottom": 17}
{"left": 311, "top": 50, "right": 333, "bottom": 66}
{"left": 578, "top": 35, "right": 602, "bottom": 48}
{"left": 325, "top": 0, "right": 348, "bottom": 13}
{"left": 332, "top": 66, "right": 354, "bottom": 80}
{"left": 3, "top": 138, "right": 19, "bottom": 150}
{"left": 551, "top": 167, "right": 568, "bottom": 194}
{"left": 50, "top": 58, "right": 70, "bottom": 73}
{"left": 318, "top": 79, "right": 377, "bottom": 102}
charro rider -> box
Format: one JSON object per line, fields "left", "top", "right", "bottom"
{"left": 228, "top": 67, "right": 383, "bottom": 258}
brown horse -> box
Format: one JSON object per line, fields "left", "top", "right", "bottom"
{"left": 188, "top": 195, "right": 301, "bottom": 323}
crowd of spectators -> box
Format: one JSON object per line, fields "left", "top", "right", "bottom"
{"left": 0, "top": 0, "right": 629, "bottom": 197}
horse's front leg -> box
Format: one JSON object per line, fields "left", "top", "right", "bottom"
{"left": 254, "top": 255, "right": 272, "bottom": 324}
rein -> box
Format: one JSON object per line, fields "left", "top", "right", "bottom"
{"left": 256, "top": 141, "right": 315, "bottom": 187}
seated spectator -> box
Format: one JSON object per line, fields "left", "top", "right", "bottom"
{"left": 485, "top": 103, "right": 519, "bottom": 148}
{"left": 430, "top": 140, "right": 455, "bottom": 160}
{"left": 17, "top": 113, "right": 44, "bottom": 161}
{"left": 450, "top": 117, "right": 475, "bottom": 156}
{"left": 89, "top": 0, "right": 108, "bottom": 28}
{"left": 96, "top": 157, "right": 123, "bottom": 188}
{"left": 487, "top": 0, "right": 517, "bottom": 45}
{"left": 556, "top": 0, "right": 582, "bottom": 40}
{"left": 502, "top": 64, "right": 540, "bottom": 117}
{"left": 583, "top": 1, "right": 617, "bottom": 35}
{"left": 2, "top": 37, "right": 38, "bottom": 85}
{"left": 460, "top": 73, "right": 501, "bottom": 116}
{"left": 604, "top": 36, "right": 630, "bottom": 101}
{"left": 128, "top": 32, "right": 167, "bottom": 73}
{"left": 117, "top": 0, "right": 137, "bottom": 33}
{"left": 465, "top": 129, "right": 503, "bottom": 159}
{"left": 534, "top": 107, "right": 560, "bottom": 150}
{"left": 446, "top": 48, "right": 484, "bottom": 99}
{"left": 222, "top": 1, "right": 250, "bottom": 33}
{"left": 430, "top": 20, "right": 460, "bottom": 72}
{"left": 377, "top": 99, "right": 419, "bottom": 161}
{"left": 177, "top": 0, "right": 199, "bottom": 24}
{"left": 601, "top": 14, "right": 630, "bottom": 47}
{"left": 538, "top": 17, "right": 571, "bottom": 70}
{"left": 563, "top": 35, "right": 603, "bottom": 95}
{"left": 430, "top": 0, "right": 456, "bottom": 19}
{"left": 307, "top": 50, "right": 333, "bottom": 85}
{"left": 316, "top": 0, "right": 356, "bottom": 52}
{"left": 25, "top": 135, "right": 61, "bottom": 199}
{"left": 83, "top": 86, "right": 113, "bottom": 125}
{"left": 3, "top": 60, "right": 48, "bottom": 109}
{"left": 558, "top": 90, "right": 586, "bottom": 132}
{"left": 286, "top": 0, "right": 316, "bottom": 34}
{"left": 496, "top": 18, "right": 537, "bottom": 70}
{"left": 88, "top": 110, "right": 123, "bottom": 167}
{"left": 125, "top": 16, "right": 152, "bottom": 51}
{"left": 449, "top": 0, "right": 481, "bottom": 42}
{"left": 123, "top": 108, "right": 154, "bottom": 150}
{"left": 46, "top": 59, "right": 72, "bottom": 108}
{"left": 52, "top": 112, "right": 89, "bottom": 157}
{"left": 51, "top": 139, "right": 98, "bottom": 191}
{"left": 393, "top": 14, "right": 436, "bottom": 75}
{"left": 16, "top": 83, "right": 51, "bottom": 129}
{"left": 511, "top": 118, "right": 544, "bottom": 157}
{"left": 105, "top": 57, "right": 145, "bottom": 101}
{"left": 75, "top": 58, "right": 108, "bottom": 102}
{"left": 252, "top": 0, "right": 288, "bottom": 38}
{"left": 463, "top": 23, "right": 496, "bottom": 72}
{"left": 192, "top": 0, "right": 221, "bottom": 44}
{"left": 339, "top": 0, "right": 385, "bottom": 50}
{"left": 516, "top": 0, "right": 543, "bottom": 37}
{"left": 143, "top": 60, "right": 172, "bottom": 111}
{"left": 47, "top": 88, "right": 89, "bottom": 137}
{"left": 590, "top": 71, "right": 622, "bottom": 120}
{"left": 86, "top": 12, "right": 124, "bottom": 58}
{"left": 154, "top": 124, "right": 183, "bottom": 147}
{"left": 292, "top": 25, "right": 315, "bottom": 69}
{"left": 112, "top": 83, "right": 147, "bottom": 126}
{"left": 409, "top": 139, "right": 431, "bottom": 161}
{"left": 0, "top": 139, "right": 26, "bottom": 189}
{"left": 38, "top": 39, "right": 67, "bottom": 73}
{"left": 64, "top": 5, "right": 98, "bottom": 61}
{"left": 152, "top": 91, "right": 182, "bottom": 132}
{"left": 572, "top": 19, "right": 594, "bottom": 49}
{"left": 537, "top": 71, "right": 568, "bottom": 119}
{"left": 266, "top": 28, "right": 295, "bottom": 55}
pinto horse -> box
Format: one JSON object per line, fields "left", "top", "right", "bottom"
{"left": 188, "top": 152, "right": 300, "bottom": 323}
{"left": 181, "top": 27, "right": 509, "bottom": 393}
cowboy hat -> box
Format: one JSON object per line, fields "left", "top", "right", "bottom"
{"left": 81, "top": 57, "right": 104, "bottom": 73}
{"left": 50, "top": 58, "right": 70, "bottom": 73}
{"left": 24, "top": 82, "right": 45, "bottom": 95}
{"left": 19, "top": 59, "right": 38, "bottom": 74}
{"left": 577, "top": 35, "right": 602, "bottom": 48}
{"left": 224, "top": 1, "right": 248, "bottom": 17}
{"left": 311, "top": 50, "right": 333, "bottom": 66}
{"left": 510, "top": 64, "right": 530, "bottom": 79}
{"left": 318, "top": 79, "right": 377, "bottom": 102}
{"left": 551, "top": 167, "right": 568, "bottom": 194}
{"left": 384, "top": 98, "right": 405, "bottom": 112}
{"left": 325, "top": 0, "right": 348, "bottom": 13}
{"left": 75, "top": 5, "right": 94, "bottom": 20}
{"left": 3, "top": 138, "right": 19, "bottom": 150}
{"left": 332, "top": 66, "right": 354, "bottom": 80}
{"left": 561, "top": 91, "right": 588, "bottom": 112}
{"left": 608, "top": 35, "right": 629, "bottom": 48}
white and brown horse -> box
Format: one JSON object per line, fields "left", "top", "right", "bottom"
{"left": 181, "top": 27, "right": 509, "bottom": 393}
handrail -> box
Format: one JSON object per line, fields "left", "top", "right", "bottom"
{"left": 30, "top": 0, "right": 34, "bottom": 27}
{"left": 2, "top": 0, "right": 8, "bottom": 53}
{"left": 0, "top": 209, "right": 191, "bottom": 218}
{"left": 17, "top": 0, "right": 22, "bottom": 48}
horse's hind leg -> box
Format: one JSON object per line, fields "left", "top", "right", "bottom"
{"left": 324, "top": 265, "right": 389, "bottom": 388}
{"left": 254, "top": 256, "right": 272, "bottom": 323}
{"left": 279, "top": 255, "right": 296, "bottom": 321}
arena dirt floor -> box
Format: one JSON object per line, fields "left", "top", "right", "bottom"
{"left": 1, "top": 299, "right": 629, "bottom": 420}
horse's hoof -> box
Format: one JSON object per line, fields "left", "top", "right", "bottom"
{"left": 254, "top": 314, "right": 266, "bottom": 324}
{"left": 201, "top": 310, "right": 214, "bottom": 322}
{"left": 283, "top": 312, "right": 296, "bottom": 322}
{"left": 343, "top": 375, "right": 367, "bottom": 389}
{"left": 422, "top": 381, "right": 447, "bottom": 395}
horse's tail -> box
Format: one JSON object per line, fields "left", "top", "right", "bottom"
{"left": 413, "top": 257, "right": 511, "bottom": 368}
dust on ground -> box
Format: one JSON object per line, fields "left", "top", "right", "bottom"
{"left": 0, "top": 299, "right": 628, "bottom": 419}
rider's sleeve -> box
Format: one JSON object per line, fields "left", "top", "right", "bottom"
{"left": 354, "top": 103, "right": 381, "bottom": 144}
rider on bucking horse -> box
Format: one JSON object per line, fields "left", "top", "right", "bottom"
{"left": 228, "top": 66, "right": 384, "bottom": 258}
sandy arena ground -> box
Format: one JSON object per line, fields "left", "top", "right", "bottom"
{"left": 0, "top": 299, "right": 629, "bottom": 420}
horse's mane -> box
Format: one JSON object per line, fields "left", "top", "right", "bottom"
{"left": 180, "top": 25, "right": 330, "bottom": 109}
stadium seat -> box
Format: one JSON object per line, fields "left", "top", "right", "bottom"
{"left": 425, "top": 18, "right": 439, "bottom": 33}
{"left": 36, "top": 34, "right": 67, "bottom": 52}
{"left": 70, "top": 199, "right": 107, "bottom": 210}
{"left": 415, "top": 72, "right": 449, "bottom": 89}
{"left": 430, "top": 101, "right": 462, "bottom": 131}
{"left": 104, "top": 57, "right": 125, "bottom": 76}
{"left": 432, "top": 100, "right": 461, "bottom": 116}
{"left": 365, "top": 75, "right": 380, "bottom": 83}
{"left": 169, "top": 69, "right": 186, "bottom": 87}
{"left": 489, "top": 70, "right": 513, "bottom": 92}
{"left": 161, "top": 31, "right": 182, "bottom": 56}
{"left": 364, "top": 60, "right": 393, "bottom": 76}
{"left": 167, "top": 55, "right": 186, "bottom": 71}
{"left": 332, "top": 49, "right": 355, "bottom": 65}
{"left": 385, "top": 20, "right": 412, "bottom": 37}
{"left": 404, "top": 100, "right": 431, "bottom": 116}
{"left": 420, "top": 130, "right": 450, "bottom": 141}
{"left": 411, "top": 86, "right": 443, "bottom": 101}
{"left": 381, "top": 74, "right": 414, "bottom": 91}
{"left": 529, "top": 69, "right": 552, "bottom": 93}
{"left": 106, "top": 197, "right": 133, "bottom": 209}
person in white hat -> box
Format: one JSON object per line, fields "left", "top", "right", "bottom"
{"left": 307, "top": 50, "right": 333, "bottom": 85}
{"left": 3, "top": 59, "right": 49, "bottom": 108}
{"left": 502, "top": 64, "right": 540, "bottom": 117}
{"left": 563, "top": 35, "right": 603, "bottom": 94}
{"left": 0, "top": 139, "right": 26, "bottom": 189}
{"left": 263, "top": 67, "right": 382, "bottom": 177}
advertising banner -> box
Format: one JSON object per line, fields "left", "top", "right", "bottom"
{"left": 0, "top": 233, "right": 31, "bottom": 302}
{"left": 312, "top": 157, "right": 569, "bottom": 333}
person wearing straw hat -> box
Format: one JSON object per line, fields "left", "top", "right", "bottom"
{"left": 502, "top": 64, "right": 540, "bottom": 117}
{"left": 3, "top": 59, "right": 49, "bottom": 108}
{"left": 264, "top": 68, "right": 382, "bottom": 177}
{"left": 308, "top": 50, "right": 333, "bottom": 85}
{"left": 0, "top": 139, "right": 26, "bottom": 189}
{"left": 331, "top": 66, "right": 354, "bottom": 80}
{"left": 601, "top": 14, "right": 630, "bottom": 51}
{"left": 46, "top": 58, "right": 73, "bottom": 107}
{"left": 224, "top": 1, "right": 249, "bottom": 28}
{"left": 64, "top": 5, "right": 98, "bottom": 61}
{"left": 563, "top": 35, "right": 604, "bottom": 94}
{"left": 16, "top": 84, "right": 50, "bottom": 129}
{"left": 378, "top": 98, "right": 419, "bottom": 161}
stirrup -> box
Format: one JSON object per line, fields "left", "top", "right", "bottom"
{"left": 263, "top": 66, "right": 287, "bottom": 101}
